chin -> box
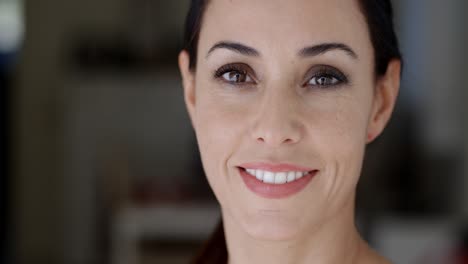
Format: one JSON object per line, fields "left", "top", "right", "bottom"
{"left": 239, "top": 213, "right": 308, "bottom": 241}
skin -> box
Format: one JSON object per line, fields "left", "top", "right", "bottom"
{"left": 179, "top": 0, "right": 400, "bottom": 263}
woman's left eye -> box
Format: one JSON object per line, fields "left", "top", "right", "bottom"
{"left": 304, "top": 66, "right": 348, "bottom": 88}
{"left": 308, "top": 75, "right": 340, "bottom": 86}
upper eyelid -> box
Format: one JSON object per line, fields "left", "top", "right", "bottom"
{"left": 214, "top": 63, "right": 257, "bottom": 80}
{"left": 213, "top": 63, "right": 348, "bottom": 84}
{"left": 304, "top": 65, "right": 348, "bottom": 80}
{"left": 301, "top": 66, "right": 350, "bottom": 88}
{"left": 304, "top": 64, "right": 344, "bottom": 75}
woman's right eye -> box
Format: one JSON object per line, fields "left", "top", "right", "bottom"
{"left": 221, "top": 71, "right": 253, "bottom": 83}
{"left": 214, "top": 63, "right": 256, "bottom": 85}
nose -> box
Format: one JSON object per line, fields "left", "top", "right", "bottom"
{"left": 250, "top": 94, "right": 303, "bottom": 147}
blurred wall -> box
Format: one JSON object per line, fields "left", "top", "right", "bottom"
{"left": 396, "top": 0, "right": 467, "bottom": 213}
{"left": 12, "top": 1, "right": 188, "bottom": 263}
{"left": 383, "top": 0, "right": 466, "bottom": 210}
{"left": 13, "top": 1, "right": 125, "bottom": 263}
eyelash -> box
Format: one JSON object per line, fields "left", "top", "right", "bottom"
{"left": 214, "top": 63, "right": 255, "bottom": 86}
{"left": 213, "top": 64, "right": 349, "bottom": 88}
{"left": 304, "top": 66, "right": 349, "bottom": 88}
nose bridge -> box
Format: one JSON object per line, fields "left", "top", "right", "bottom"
{"left": 251, "top": 84, "right": 302, "bottom": 146}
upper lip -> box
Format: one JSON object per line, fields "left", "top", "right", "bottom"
{"left": 238, "top": 162, "right": 315, "bottom": 172}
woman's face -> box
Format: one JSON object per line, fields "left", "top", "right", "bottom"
{"left": 180, "top": 0, "right": 399, "bottom": 240}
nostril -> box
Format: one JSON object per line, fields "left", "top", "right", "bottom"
{"left": 256, "top": 136, "right": 295, "bottom": 144}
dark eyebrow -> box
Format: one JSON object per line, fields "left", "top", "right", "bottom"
{"left": 206, "top": 41, "right": 260, "bottom": 58}
{"left": 299, "top": 43, "right": 358, "bottom": 59}
{"left": 206, "top": 41, "right": 357, "bottom": 60}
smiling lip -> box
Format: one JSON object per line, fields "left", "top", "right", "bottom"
{"left": 239, "top": 162, "right": 315, "bottom": 172}
{"left": 237, "top": 163, "right": 318, "bottom": 199}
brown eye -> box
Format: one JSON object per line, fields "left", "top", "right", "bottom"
{"left": 214, "top": 63, "right": 256, "bottom": 85}
{"left": 304, "top": 65, "right": 349, "bottom": 88}
{"left": 308, "top": 75, "right": 340, "bottom": 86}
{"left": 221, "top": 71, "right": 253, "bottom": 83}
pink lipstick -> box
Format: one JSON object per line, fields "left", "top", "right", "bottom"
{"left": 238, "top": 162, "right": 318, "bottom": 199}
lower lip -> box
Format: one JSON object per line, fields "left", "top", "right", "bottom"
{"left": 238, "top": 168, "right": 317, "bottom": 199}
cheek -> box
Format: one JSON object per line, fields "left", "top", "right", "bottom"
{"left": 305, "top": 92, "right": 370, "bottom": 152}
{"left": 333, "top": 100, "right": 369, "bottom": 150}
{"left": 195, "top": 91, "right": 248, "bottom": 155}
{"left": 193, "top": 77, "right": 255, "bottom": 154}
{"left": 192, "top": 85, "right": 248, "bottom": 201}
{"left": 308, "top": 93, "right": 372, "bottom": 207}
{"left": 329, "top": 104, "right": 367, "bottom": 176}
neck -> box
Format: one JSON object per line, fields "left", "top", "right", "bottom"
{"left": 223, "top": 199, "right": 363, "bottom": 264}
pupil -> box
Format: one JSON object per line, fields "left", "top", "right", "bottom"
{"left": 319, "top": 76, "right": 331, "bottom": 85}
{"left": 231, "top": 72, "right": 244, "bottom": 82}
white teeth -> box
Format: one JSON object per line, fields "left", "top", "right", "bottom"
{"left": 263, "top": 171, "right": 275, "bottom": 184}
{"left": 255, "top": 170, "right": 264, "bottom": 181}
{"left": 287, "top": 171, "right": 296, "bottom": 182}
{"left": 244, "top": 169, "right": 311, "bottom": 184}
{"left": 295, "top": 171, "right": 303, "bottom": 180}
{"left": 274, "top": 172, "right": 287, "bottom": 184}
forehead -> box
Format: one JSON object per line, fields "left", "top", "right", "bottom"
{"left": 199, "top": 0, "right": 372, "bottom": 58}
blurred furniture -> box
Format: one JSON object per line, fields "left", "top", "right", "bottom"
{"left": 372, "top": 216, "right": 459, "bottom": 264}
{"left": 63, "top": 73, "right": 215, "bottom": 264}
{"left": 111, "top": 204, "right": 220, "bottom": 264}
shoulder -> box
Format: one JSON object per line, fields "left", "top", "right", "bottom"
{"left": 358, "top": 242, "right": 393, "bottom": 264}
{"left": 361, "top": 253, "right": 393, "bottom": 264}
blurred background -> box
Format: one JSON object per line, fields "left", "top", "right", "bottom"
{"left": 1, "top": 0, "right": 467, "bottom": 263}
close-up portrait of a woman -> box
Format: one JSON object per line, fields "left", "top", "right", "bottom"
{"left": 179, "top": 0, "right": 401, "bottom": 263}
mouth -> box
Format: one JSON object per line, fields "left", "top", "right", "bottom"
{"left": 243, "top": 168, "right": 311, "bottom": 184}
{"left": 237, "top": 165, "right": 318, "bottom": 199}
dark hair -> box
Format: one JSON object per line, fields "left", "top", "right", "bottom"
{"left": 184, "top": 1, "right": 402, "bottom": 263}
{"left": 183, "top": 0, "right": 402, "bottom": 76}
{"left": 359, "top": 0, "right": 402, "bottom": 75}
{"left": 191, "top": 221, "right": 227, "bottom": 264}
{"left": 183, "top": 0, "right": 210, "bottom": 71}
